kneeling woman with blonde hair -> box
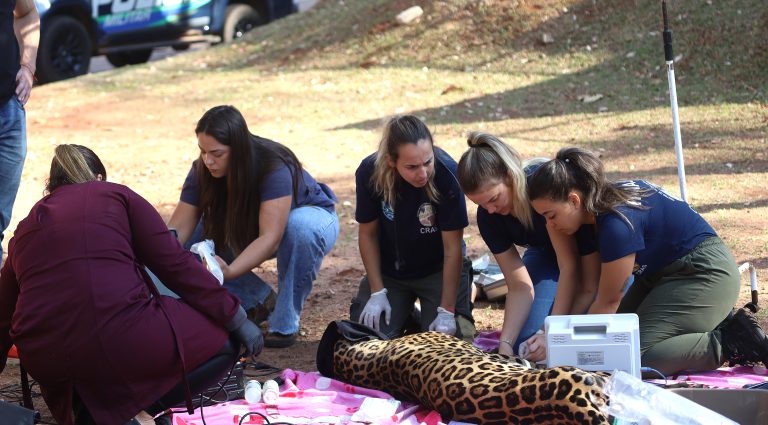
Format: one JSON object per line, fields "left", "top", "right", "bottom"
{"left": 457, "top": 133, "right": 598, "bottom": 357}
{"left": 350, "top": 115, "right": 475, "bottom": 340}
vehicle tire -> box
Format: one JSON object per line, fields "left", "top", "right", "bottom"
{"left": 36, "top": 16, "right": 92, "bottom": 84}
{"left": 223, "top": 4, "right": 263, "bottom": 43}
{"left": 105, "top": 49, "right": 153, "bottom": 68}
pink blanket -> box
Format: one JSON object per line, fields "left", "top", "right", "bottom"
{"left": 648, "top": 365, "right": 768, "bottom": 389}
{"left": 170, "top": 369, "right": 473, "bottom": 425}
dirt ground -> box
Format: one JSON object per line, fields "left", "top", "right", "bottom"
{"left": 1, "top": 0, "right": 766, "bottom": 420}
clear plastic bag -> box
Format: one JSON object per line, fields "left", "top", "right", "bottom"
{"left": 190, "top": 239, "right": 224, "bottom": 284}
{"left": 602, "top": 370, "right": 737, "bottom": 425}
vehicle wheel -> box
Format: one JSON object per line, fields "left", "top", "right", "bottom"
{"left": 105, "top": 49, "right": 153, "bottom": 68}
{"left": 36, "top": 16, "right": 92, "bottom": 84}
{"left": 223, "top": 4, "right": 263, "bottom": 43}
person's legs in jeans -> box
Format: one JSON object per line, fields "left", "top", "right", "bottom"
{"left": 184, "top": 221, "right": 275, "bottom": 311}
{"left": 268, "top": 207, "right": 339, "bottom": 336}
{"left": 0, "top": 97, "right": 26, "bottom": 263}
{"left": 512, "top": 248, "right": 559, "bottom": 352}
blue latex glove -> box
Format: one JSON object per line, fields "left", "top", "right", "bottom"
{"left": 428, "top": 306, "right": 456, "bottom": 335}
{"left": 358, "top": 288, "right": 391, "bottom": 331}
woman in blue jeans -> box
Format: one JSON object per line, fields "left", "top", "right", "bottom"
{"left": 169, "top": 105, "right": 339, "bottom": 348}
{"left": 457, "top": 133, "right": 599, "bottom": 356}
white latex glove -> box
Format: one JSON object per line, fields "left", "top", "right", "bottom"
{"left": 359, "top": 288, "right": 391, "bottom": 331}
{"left": 428, "top": 306, "right": 456, "bottom": 335}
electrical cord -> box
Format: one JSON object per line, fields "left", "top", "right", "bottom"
{"left": 238, "top": 411, "right": 295, "bottom": 425}
{"left": 640, "top": 366, "right": 668, "bottom": 386}
{"left": 163, "top": 359, "right": 289, "bottom": 424}
{"left": 163, "top": 356, "right": 240, "bottom": 420}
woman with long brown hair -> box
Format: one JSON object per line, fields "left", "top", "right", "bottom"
{"left": 169, "top": 105, "right": 339, "bottom": 348}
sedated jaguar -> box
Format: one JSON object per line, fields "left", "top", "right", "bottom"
{"left": 317, "top": 321, "right": 611, "bottom": 425}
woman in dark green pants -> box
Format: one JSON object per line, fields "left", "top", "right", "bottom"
{"left": 522, "top": 147, "right": 768, "bottom": 375}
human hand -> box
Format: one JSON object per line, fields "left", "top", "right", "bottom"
{"left": 15, "top": 65, "right": 34, "bottom": 105}
{"left": 522, "top": 332, "right": 547, "bottom": 362}
{"left": 428, "top": 306, "right": 456, "bottom": 335}
{"left": 226, "top": 307, "right": 264, "bottom": 358}
{"left": 214, "top": 255, "right": 232, "bottom": 281}
{"left": 233, "top": 318, "right": 264, "bottom": 358}
{"left": 358, "top": 288, "right": 391, "bottom": 331}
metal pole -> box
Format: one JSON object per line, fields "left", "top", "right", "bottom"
{"left": 662, "top": 1, "right": 688, "bottom": 202}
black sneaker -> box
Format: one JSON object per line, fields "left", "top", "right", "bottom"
{"left": 246, "top": 290, "right": 277, "bottom": 325}
{"left": 264, "top": 332, "right": 297, "bottom": 348}
{"left": 721, "top": 305, "right": 768, "bottom": 366}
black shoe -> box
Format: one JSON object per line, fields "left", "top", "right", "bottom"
{"left": 721, "top": 305, "right": 768, "bottom": 366}
{"left": 264, "top": 332, "right": 297, "bottom": 348}
{"left": 246, "top": 290, "right": 277, "bottom": 325}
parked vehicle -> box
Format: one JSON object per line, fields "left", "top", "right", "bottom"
{"left": 34, "top": 0, "right": 296, "bottom": 83}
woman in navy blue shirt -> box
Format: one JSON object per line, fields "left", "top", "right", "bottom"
{"left": 350, "top": 115, "right": 475, "bottom": 340}
{"left": 526, "top": 147, "right": 768, "bottom": 374}
{"left": 457, "top": 133, "right": 598, "bottom": 357}
{"left": 169, "top": 105, "right": 339, "bottom": 348}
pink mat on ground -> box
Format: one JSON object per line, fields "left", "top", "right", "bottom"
{"left": 169, "top": 369, "right": 473, "bottom": 425}
{"left": 648, "top": 365, "right": 768, "bottom": 389}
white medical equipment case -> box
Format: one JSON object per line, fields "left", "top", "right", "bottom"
{"left": 545, "top": 313, "right": 641, "bottom": 378}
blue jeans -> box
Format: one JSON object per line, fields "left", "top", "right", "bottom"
{"left": 513, "top": 248, "right": 636, "bottom": 354}
{"left": 513, "top": 247, "right": 559, "bottom": 352}
{"left": 188, "top": 206, "right": 339, "bottom": 335}
{"left": 0, "top": 97, "right": 26, "bottom": 263}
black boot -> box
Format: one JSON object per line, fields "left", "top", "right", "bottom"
{"left": 720, "top": 305, "right": 768, "bottom": 366}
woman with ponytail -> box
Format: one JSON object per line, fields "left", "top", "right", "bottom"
{"left": 526, "top": 147, "right": 768, "bottom": 374}
{"left": 457, "top": 133, "right": 598, "bottom": 357}
{"left": 350, "top": 115, "right": 476, "bottom": 341}
{"left": 0, "top": 145, "right": 263, "bottom": 424}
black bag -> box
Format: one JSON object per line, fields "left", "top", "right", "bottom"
{"left": 0, "top": 400, "right": 35, "bottom": 425}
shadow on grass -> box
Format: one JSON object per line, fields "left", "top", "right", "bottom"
{"left": 319, "top": 0, "right": 766, "bottom": 129}
{"left": 693, "top": 199, "right": 768, "bottom": 214}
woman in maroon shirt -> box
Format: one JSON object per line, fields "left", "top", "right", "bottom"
{"left": 0, "top": 145, "right": 262, "bottom": 425}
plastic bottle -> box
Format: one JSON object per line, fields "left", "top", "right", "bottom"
{"left": 244, "top": 379, "right": 262, "bottom": 404}
{"left": 262, "top": 379, "right": 279, "bottom": 405}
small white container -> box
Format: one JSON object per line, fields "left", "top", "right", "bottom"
{"left": 262, "top": 379, "right": 279, "bottom": 405}
{"left": 244, "top": 380, "right": 262, "bottom": 404}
